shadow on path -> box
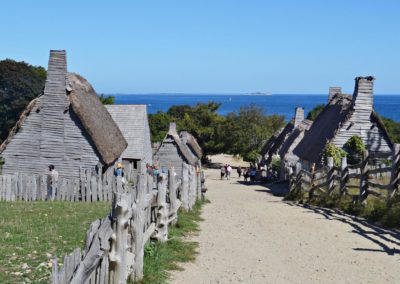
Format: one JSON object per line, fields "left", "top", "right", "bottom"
{"left": 294, "top": 203, "right": 400, "bottom": 255}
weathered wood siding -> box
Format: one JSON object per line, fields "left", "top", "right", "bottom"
{"left": 1, "top": 50, "right": 101, "bottom": 178}
{"left": 154, "top": 138, "right": 185, "bottom": 178}
{"left": 332, "top": 78, "right": 391, "bottom": 154}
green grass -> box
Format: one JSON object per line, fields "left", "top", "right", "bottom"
{"left": 0, "top": 201, "right": 110, "bottom": 283}
{"left": 137, "top": 199, "right": 208, "bottom": 284}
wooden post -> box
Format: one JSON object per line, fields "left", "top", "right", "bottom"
{"left": 169, "top": 167, "right": 178, "bottom": 225}
{"left": 340, "top": 156, "right": 348, "bottom": 196}
{"left": 390, "top": 143, "right": 400, "bottom": 198}
{"left": 308, "top": 163, "right": 316, "bottom": 201}
{"left": 196, "top": 165, "right": 201, "bottom": 200}
{"left": 156, "top": 173, "right": 168, "bottom": 242}
{"left": 188, "top": 166, "right": 196, "bottom": 209}
{"left": 131, "top": 173, "right": 146, "bottom": 281}
{"left": 181, "top": 163, "right": 190, "bottom": 210}
{"left": 327, "top": 157, "right": 335, "bottom": 194}
{"left": 109, "top": 193, "right": 131, "bottom": 284}
{"left": 359, "top": 150, "right": 369, "bottom": 201}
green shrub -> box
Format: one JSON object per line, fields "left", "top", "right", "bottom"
{"left": 323, "top": 143, "right": 347, "bottom": 166}
{"left": 344, "top": 136, "right": 365, "bottom": 164}
{"left": 271, "top": 155, "right": 281, "bottom": 172}
{"left": 381, "top": 204, "right": 400, "bottom": 228}
{"left": 361, "top": 197, "right": 387, "bottom": 221}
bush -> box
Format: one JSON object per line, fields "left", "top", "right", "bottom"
{"left": 381, "top": 204, "right": 400, "bottom": 228}
{"left": 344, "top": 136, "right": 365, "bottom": 164}
{"left": 361, "top": 197, "right": 387, "bottom": 222}
{"left": 323, "top": 143, "right": 347, "bottom": 166}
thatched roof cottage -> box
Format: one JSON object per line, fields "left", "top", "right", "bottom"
{"left": 260, "top": 107, "right": 309, "bottom": 167}
{"left": 154, "top": 123, "right": 195, "bottom": 177}
{"left": 106, "top": 105, "right": 153, "bottom": 170}
{"left": 294, "top": 76, "right": 392, "bottom": 169}
{"left": 180, "top": 131, "right": 203, "bottom": 164}
{"left": 0, "top": 50, "right": 127, "bottom": 178}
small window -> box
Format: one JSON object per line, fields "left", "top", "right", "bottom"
{"left": 133, "top": 161, "right": 138, "bottom": 169}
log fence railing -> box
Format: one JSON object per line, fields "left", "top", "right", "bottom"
{"left": 51, "top": 164, "right": 205, "bottom": 283}
{"left": 289, "top": 144, "right": 400, "bottom": 202}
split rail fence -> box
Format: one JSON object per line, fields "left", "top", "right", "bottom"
{"left": 289, "top": 144, "right": 400, "bottom": 202}
{"left": 51, "top": 163, "right": 205, "bottom": 283}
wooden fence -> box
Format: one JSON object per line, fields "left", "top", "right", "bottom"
{"left": 0, "top": 162, "right": 203, "bottom": 203}
{"left": 51, "top": 165, "right": 205, "bottom": 283}
{"left": 289, "top": 144, "right": 400, "bottom": 202}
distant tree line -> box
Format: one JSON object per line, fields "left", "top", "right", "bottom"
{"left": 149, "top": 102, "right": 285, "bottom": 161}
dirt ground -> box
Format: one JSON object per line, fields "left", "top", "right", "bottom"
{"left": 171, "top": 166, "right": 400, "bottom": 283}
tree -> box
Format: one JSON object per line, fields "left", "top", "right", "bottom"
{"left": 0, "top": 59, "right": 46, "bottom": 144}
{"left": 98, "top": 94, "right": 115, "bottom": 105}
{"left": 306, "top": 104, "right": 325, "bottom": 121}
{"left": 381, "top": 117, "right": 400, "bottom": 143}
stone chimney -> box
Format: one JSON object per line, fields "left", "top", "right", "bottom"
{"left": 352, "top": 76, "right": 375, "bottom": 112}
{"left": 168, "top": 122, "right": 177, "bottom": 135}
{"left": 294, "top": 107, "right": 304, "bottom": 127}
{"left": 328, "top": 87, "right": 342, "bottom": 102}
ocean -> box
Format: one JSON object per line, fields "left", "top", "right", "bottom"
{"left": 114, "top": 94, "right": 400, "bottom": 122}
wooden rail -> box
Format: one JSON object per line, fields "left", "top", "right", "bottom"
{"left": 51, "top": 164, "right": 205, "bottom": 283}
{"left": 289, "top": 144, "right": 400, "bottom": 202}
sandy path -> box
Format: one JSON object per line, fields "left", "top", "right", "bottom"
{"left": 171, "top": 168, "right": 400, "bottom": 284}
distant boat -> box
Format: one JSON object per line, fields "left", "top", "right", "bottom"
{"left": 247, "top": 92, "right": 272, "bottom": 96}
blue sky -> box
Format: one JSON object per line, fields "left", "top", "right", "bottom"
{"left": 0, "top": 0, "right": 399, "bottom": 94}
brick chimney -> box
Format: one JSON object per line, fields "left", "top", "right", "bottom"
{"left": 294, "top": 107, "right": 304, "bottom": 127}
{"left": 328, "top": 87, "right": 342, "bottom": 102}
{"left": 168, "top": 122, "right": 178, "bottom": 135}
{"left": 352, "top": 76, "right": 374, "bottom": 112}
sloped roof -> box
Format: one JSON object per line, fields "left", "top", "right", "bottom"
{"left": 0, "top": 50, "right": 127, "bottom": 166}
{"left": 293, "top": 93, "right": 354, "bottom": 164}
{"left": 105, "top": 104, "right": 151, "bottom": 161}
{"left": 162, "top": 124, "right": 196, "bottom": 166}
{"left": 267, "top": 122, "right": 295, "bottom": 158}
{"left": 278, "top": 119, "right": 313, "bottom": 158}
{"left": 180, "top": 131, "right": 203, "bottom": 159}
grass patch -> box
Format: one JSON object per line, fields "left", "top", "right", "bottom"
{"left": 0, "top": 201, "right": 110, "bottom": 283}
{"left": 137, "top": 199, "right": 208, "bottom": 284}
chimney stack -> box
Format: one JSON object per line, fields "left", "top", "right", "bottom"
{"left": 352, "top": 76, "right": 374, "bottom": 112}
{"left": 168, "top": 122, "right": 177, "bottom": 135}
{"left": 328, "top": 87, "right": 342, "bottom": 102}
{"left": 294, "top": 107, "right": 304, "bottom": 127}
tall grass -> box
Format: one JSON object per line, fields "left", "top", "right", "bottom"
{"left": 0, "top": 201, "right": 110, "bottom": 283}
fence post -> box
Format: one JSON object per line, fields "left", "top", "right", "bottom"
{"left": 181, "top": 163, "right": 190, "bottom": 210}
{"left": 390, "top": 144, "right": 400, "bottom": 198}
{"left": 109, "top": 193, "right": 131, "bottom": 284}
{"left": 359, "top": 150, "right": 369, "bottom": 201}
{"left": 340, "top": 156, "right": 348, "bottom": 196}
{"left": 327, "top": 157, "right": 335, "bottom": 194}
{"left": 156, "top": 173, "right": 168, "bottom": 242}
{"left": 308, "top": 163, "right": 316, "bottom": 201}
{"left": 169, "top": 167, "right": 178, "bottom": 225}
{"left": 129, "top": 173, "right": 146, "bottom": 281}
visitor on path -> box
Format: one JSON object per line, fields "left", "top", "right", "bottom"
{"left": 243, "top": 168, "right": 249, "bottom": 182}
{"left": 220, "top": 166, "right": 226, "bottom": 180}
{"left": 226, "top": 165, "right": 232, "bottom": 180}
{"left": 250, "top": 167, "right": 257, "bottom": 182}
{"left": 114, "top": 162, "right": 123, "bottom": 177}
{"left": 237, "top": 166, "right": 242, "bottom": 178}
{"left": 48, "top": 165, "right": 59, "bottom": 200}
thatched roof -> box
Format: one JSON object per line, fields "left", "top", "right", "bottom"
{"left": 163, "top": 123, "right": 196, "bottom": 166}
{"left": 67, "top": 73, "right": 127, "bottom": 165}
{"left": 180, "top": 131, "right": 203, "bottom": 159}
{"left": 278, "top": 119, "right": 312, "bottom": 159}
{"left": 105, "top": 104, "right": 152, "bottom": 163}
{"left": 293, "top": 94, "right": 352, "bottom": 164}
{"left": 266, "top": 122, "right": 295, "bottom": 161}
{"left": 260, "top": 128, "right": 283, "bottom": 158}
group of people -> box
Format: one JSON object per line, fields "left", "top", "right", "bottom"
{"left": 220, "top": 164, "right": 233, "bottom": 179}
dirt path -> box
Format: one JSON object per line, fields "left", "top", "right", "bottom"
{"left": 171, "top": 168, "right": 400, "bottom": 284}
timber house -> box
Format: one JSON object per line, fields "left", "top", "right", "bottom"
{"left": 106, "top": 104, "right": 153, "bottom": 170}
{"left": 260, "top": 107, "right": 311, "bottom": 171}
{"left": 293, "top": 76, "right": 393, "bottom": 169}
{"left": 154, "top": 122, "right": 196, "bottom": 178}
{"left": 0, "top": 50, "right": 127, "bottom": 178}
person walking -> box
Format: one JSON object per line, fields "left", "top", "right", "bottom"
{"left": 237, "top": 166, "right": 242, "bottom": 178}
{"left": 220, "top": 166, "right": 226, "bottom": 180}
{"left": 243, "top": 168, "right": 249, "bottom": 182}
{"left": 48, "top": 165, "right": 59, "bottom": 201}
{"left": 226, "top": 165, "right": 232, "bottom": 180}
